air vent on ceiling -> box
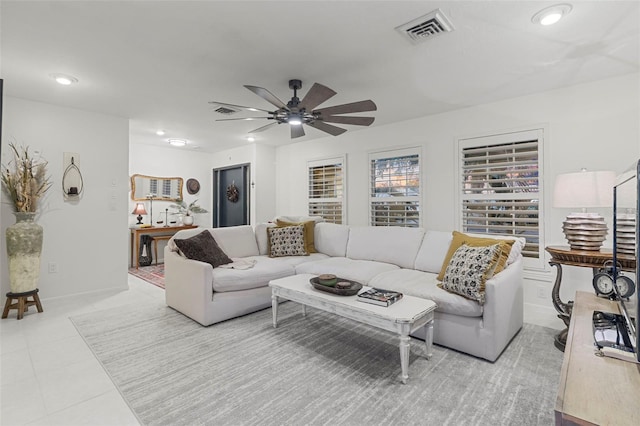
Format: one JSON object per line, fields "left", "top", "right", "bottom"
{"left": 395, "top": 9, "right": 454, "bottom": 44}
{"left": 213, "top": 105, "right": 239, "bottom": 115}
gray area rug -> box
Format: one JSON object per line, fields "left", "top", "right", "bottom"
{"left": 71, "top": 302, "right": 562, "bottom": 425}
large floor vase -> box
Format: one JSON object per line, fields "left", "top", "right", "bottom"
{"left": 6, "top": 212, "right": 43, "bottom": 293}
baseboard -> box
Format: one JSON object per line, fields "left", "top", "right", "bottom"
{"left": 524, "top": 303, "right": 564, "bottom": 330}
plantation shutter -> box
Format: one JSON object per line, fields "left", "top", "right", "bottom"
{"left": 459, "top": 130, "right": 543, "bottom": 261}
{"left": 369, "top": 148, "right": 421, "bottom": 227}
{"left": 308, "top": 157, "right": 345, "bottom": 224}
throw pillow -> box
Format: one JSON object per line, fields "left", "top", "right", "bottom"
{"left": 437, "top": 231, "right": 515, "bottom": 281}
{"left": 439, "top": 243, "right": 501, "bottom": 304}
{"left": 275, "top": 219, "right": 317, "bottom": 253}
{"left": 174, "top": 231, "right": 232, "bottom": 268}
{"left": 268, "top": 224, "right": 308, "bottom": 257}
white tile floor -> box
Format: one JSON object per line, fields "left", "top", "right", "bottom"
{"left": 0, "top": 275, "right": 162, "bottom": 426}
{"left": 1, "top": 274, "right": 563, "bottom": 426}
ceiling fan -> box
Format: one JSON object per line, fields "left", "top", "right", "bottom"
{"left": 210, "top": 79, "right": 377, "bottom": 139}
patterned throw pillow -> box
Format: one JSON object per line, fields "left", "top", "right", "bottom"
{"left": 439, "top": 243, "right": 501, "bottom": 305}
{"left": 268, "top": 225, "right": 308, "bottom": 257}
{"left": 174, "top": 231, "right": 232, "bottom": 268}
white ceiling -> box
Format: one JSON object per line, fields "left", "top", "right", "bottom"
{"left": 1, "top": 1, "right": 639, "bottom": 153}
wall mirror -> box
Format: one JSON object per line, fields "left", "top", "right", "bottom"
{"left": 130, "top": 174, "right": 183, "bottom": 201}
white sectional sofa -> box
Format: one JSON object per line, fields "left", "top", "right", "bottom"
{"left": 164, "top": 221, "right": 525, "bottom": 362}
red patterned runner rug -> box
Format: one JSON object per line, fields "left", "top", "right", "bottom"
{"left": 128, "top": 264, "right": 165, "bottom": 289}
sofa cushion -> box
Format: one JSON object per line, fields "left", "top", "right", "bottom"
{"left": 268, "top": 225, "right": 308, "bottom": 257}
{"left": 210, "top": 225, "right": 260, "bottom": 258}
{"left": 276, "top": 219, "right": 317, "bottom": 253}
{"left": 173, "top": 231, "right": 232, "bottom": 268}
{"left": 314, "top": 222, "right": 350, "bottom": 257}
{"left": 439, "top": 244, "right": 501, "bottom": 304}
{"left": 294, "top": 257, "right": 399, "bottom": 284}
{"left": 368, "top": 269, "right": 483, "bottom": 317}
{"left": 465, "top": 232, "right": 526, "bottom": 264}
{"left": 255, "top": 223, "right": 276, "bottom": 255}
{"left": 414, "top": 230, "right": 453, "bottom": 273}
{"left": 437, "top": 231, "right": 515, "bottom": 281}
{"left": 211, "top": 256, "right": 295, "bottom": 292}
{"left": 346, "top": 226, "right": 425, "bottom": 269}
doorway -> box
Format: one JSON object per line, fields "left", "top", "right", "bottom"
{"left": 213, "top": 164, "right": 250, "bottom": 227}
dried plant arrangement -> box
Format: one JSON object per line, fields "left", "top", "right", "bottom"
{"left": 1, "top": 143, "right": 52, "bottom": 212}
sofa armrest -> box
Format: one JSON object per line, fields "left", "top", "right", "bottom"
{"left": 482, "top": 256, "right": 524, "bottom": 361}
{"left": 164, "top": 247, "right": 214, "bottom": 326}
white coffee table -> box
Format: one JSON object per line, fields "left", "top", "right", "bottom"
{"left": 269, "top": 274, "right": 437, "bottom": 384}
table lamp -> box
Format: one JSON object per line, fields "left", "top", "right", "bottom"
{"left": 553, "top": 169, "right": 616, "bottom": 251}
{"left": 132, "top": 203, "right": 148, "bottom": 225}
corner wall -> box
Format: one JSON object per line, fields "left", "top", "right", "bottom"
{"left": 1, "top": 97, "right": 130, "bottom": 299}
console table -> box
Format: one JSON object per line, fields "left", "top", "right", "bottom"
{"left": 546, "top": 246, "right": 635, "bottom": 351}
{"left": 130, "top": 225, "right": 197, "bottom": 268}
{"left": 555, "top": 291, "right": 640, "bottom": 425}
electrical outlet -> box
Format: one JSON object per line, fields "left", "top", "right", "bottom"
{"left": 48, "top": 262, "right": 58, "bottom": 273}
{"left": 536, "top": 286, "right": 546, "bottom": 299}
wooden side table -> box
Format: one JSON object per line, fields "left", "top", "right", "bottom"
{"left": 545, "top": 246, "right": 635, "bottom": 351}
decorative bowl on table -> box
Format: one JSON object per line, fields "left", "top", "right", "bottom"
{"left": 309, "top": 276, "right": 363, "bottom": 296}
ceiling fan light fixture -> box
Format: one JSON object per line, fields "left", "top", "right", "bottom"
{"left": 168, "top": 138, "right": 187, "bottom": 147}
{"left": 288, "top": 115, "right": 303, "bottom": 126}
{"left": 532, "top": 3, "right": 572, "bottom": 26}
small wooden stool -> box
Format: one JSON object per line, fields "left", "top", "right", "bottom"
{"left": 153, "top": 235, "right": 173, "bottom": 265}
{"left": 2, "top": 289, "right": 44, "bottom": 320}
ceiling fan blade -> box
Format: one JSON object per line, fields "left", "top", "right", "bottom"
{"left": 249, "top": 122, "right": 278, "bottom": 133}
{"left": 244, "top": 85, "right": 288, "bottom": 110}
{"left": 216, "top": 117, "right": 270, "bottom": 122}
{"left": 314, "top": 100, "right": 377, "bottom": 116}
{"left": 208, "top": 101, "right": 273, "bottom": 114}
{"left": 298, "top": 83, "right": 337, "bottom": 111}
{"left": 322, "top": 116, "right": 375, "bottom": 126}
{"left": 307, "top": 120, "right": 347, "bottom": 136}
{"left": 291, "top": 125, "right": 306, "bottom": 139}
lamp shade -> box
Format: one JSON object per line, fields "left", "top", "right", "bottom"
{"left": 132, "top": 203, "right": 148, "bottom": 215}
{"left": 553, "top": 170, "right": 616, "bottom": 209}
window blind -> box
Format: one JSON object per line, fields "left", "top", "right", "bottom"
{"left": 460, "top": 137, "right": 541, "bottom": 259}
{"left": 369, "top": 149, "right": 420, "bottom": 227}
{"left": 308, "top": 158, "right": 344, "bottom": 224}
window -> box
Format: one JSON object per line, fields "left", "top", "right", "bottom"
{"left": 308, "top": 156, "right": 345, "bottom": 224}
{"left": 369, "top": 148, "right": 421, "bottom": 227}
{"left": 149, "top": 179, "right": 158, "bottom": 196}
{"left": 162, "top": 179, "right": 172, "bottom": 197}
{"left": 458, "top": 129, "right": 544, "bottom": 265}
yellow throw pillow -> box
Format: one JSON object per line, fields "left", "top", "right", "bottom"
{"left": 275, "top": 219, "right": 317, "bottom": 253}
{"left": 437, "top": 231, "right": 515, "bottom": 281}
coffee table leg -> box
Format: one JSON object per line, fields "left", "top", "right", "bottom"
{"left": 272, "top": 294, "right": 279, "bottom": 328}
{"left": 302, "top": 304, "right": 307, "bottom": 317}
{"left": 399, "top": 333, "right": 410, "bottom": 384}
{"left": 424, "top": 318, "right": 434, "bottom": 360}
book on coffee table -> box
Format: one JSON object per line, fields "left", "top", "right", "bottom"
{"left": 357, "top": 288, "right": 403, "bottom": 307}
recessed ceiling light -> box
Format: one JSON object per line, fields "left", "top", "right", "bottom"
{"left": 167, "top": 139, "right": 187, "bottom": 147}
{"left": 50, "top": 73, "right": 78, "bottom": 85}
{"left": 247, "top": 136, "right": 255, "bottom": 142}
{"left": 532, "top": 3, "right": 572, "bottom": 26}
{"left": 156, "top": 130, "right": 166, "bottom": 136}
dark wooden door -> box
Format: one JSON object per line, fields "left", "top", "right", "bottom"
{"left": 213, "top": 164, "right": 249, "bottom": 227}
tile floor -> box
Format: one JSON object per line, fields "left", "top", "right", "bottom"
{"left": 0, "top": 275, "right": 162, "bottom": 426}
{"left": 1, "top": 274, "right": 563, "bottom": 426}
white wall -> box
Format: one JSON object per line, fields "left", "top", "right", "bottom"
{"left": 1, "top": 97, "right": 130, "bottom": 299}
{"left": 275, "top": 73, "right": 640, "bottom": 327}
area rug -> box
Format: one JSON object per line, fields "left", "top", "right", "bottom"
{"left": 71, "top": 302, "right": 562, "bottom": 425}
{"left": 128, "top": 264, "right": 165, "bottom": 289}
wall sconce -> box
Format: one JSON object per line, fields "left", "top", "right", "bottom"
{"left": 553, "top": 169, "right": 616, "bottom": 251}
{"left": 62, "top": 153, "right": 84, "bottom": 198}
{"left": 132, "top": 203, "right": 148, "bottom": 225}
